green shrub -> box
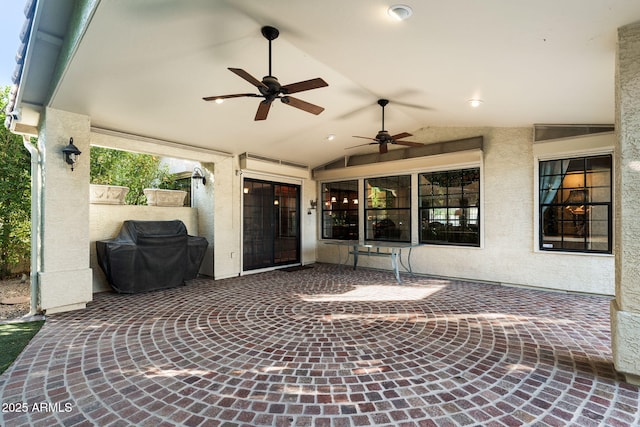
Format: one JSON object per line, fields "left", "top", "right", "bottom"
{"left": 90, "top": 146, "right": 177, "bottom": 205}
{"left": 0, "top": 87, "right": 31, "bottom": 278}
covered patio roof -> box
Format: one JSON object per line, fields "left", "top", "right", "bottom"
{"left": 8, "top": 1, "right": 640, "bottom": 167}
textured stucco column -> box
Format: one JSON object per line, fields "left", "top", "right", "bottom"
{"left": 193, "top": 162, "right": 215, "bottom": 277}
{"left": 611, "top": 21, "right": 640, "bottom": 384}
{"left": 37, "top": 108, "right": 93, "bottom": 314}
{"left": 212, "top": 156, "right": 241, "bottom": 279}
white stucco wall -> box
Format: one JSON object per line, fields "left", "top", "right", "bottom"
{"left": 315, "top": 127, "right": 615, "bottom": 295}
{"left": 39, "top": 108, "right": 93, "bottom": 314}
{"left": 192, "top": 163, "right": 214, "bottom": 277}
{"left": 612, "top": 20, "right": 640, "bottom": 383}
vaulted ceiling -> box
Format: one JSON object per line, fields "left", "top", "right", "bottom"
{"left": 14, "top": 0, "right": 640, "bottom": 167}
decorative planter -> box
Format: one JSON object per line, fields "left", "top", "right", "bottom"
{"left": 143, "top": 189, "right": 187, "bottom": 207}
{"left": 90, "top": 184, "right": 129, "bottom": 205}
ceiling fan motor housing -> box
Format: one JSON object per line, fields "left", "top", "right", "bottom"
{"left": 259, "top": 76, "right": 282, "bottom": 100}
{"left": 376, "top": 130, "right": 392, "bottom": 142}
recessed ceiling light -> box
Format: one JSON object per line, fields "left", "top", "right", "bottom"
{"left": 468, "top": 99, "right": 483, "bottom": 108}
{"left": 326, "top": 134, "right": 336, "bottom": 141}
{"left": 388, "top": 4, "right": 413, "bottom": 21}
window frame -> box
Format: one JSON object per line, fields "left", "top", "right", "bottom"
{"left": 320, "top": 180, "right": 360, "bottom": 240}
{"left": 418, "top": 168, "right": 481, "bottom": 247}
{"left": 364, "top": 175, "right": 412, "bottom": 243}
{"left": 538, "top": 154, "right": 612, "bottom": 254}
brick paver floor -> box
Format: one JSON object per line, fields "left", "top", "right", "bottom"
{"left": 1, "top": 263, "right": 638, "bottom": 426}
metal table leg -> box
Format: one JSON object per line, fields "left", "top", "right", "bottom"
{"left": 337, "top": 244, "right": 351, "bottom": 270}
{"left": 398, "top": 247, "right": 415, "bottom": 278}
{"left": 391, "top": 248, "right": 401, "bottom": 283}
{"left": 352, "top": 244, "right": 358, "bottom": 270}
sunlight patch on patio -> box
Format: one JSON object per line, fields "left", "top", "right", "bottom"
{"left": 299, "top": 284, "right": 445, "bottom": 302}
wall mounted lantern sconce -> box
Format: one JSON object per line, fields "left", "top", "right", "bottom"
{"left": 308, "top": 199, "right": 317, "bottom": 215}
{"left": 191, "top": 167, "right": 207, "bottom": 188}
{"left": 62, "top": 137, "right": 81, "bottom": 171}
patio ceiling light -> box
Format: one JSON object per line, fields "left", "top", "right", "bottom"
{"left": 388, "top": 4, "right": 413, "bottom": 21}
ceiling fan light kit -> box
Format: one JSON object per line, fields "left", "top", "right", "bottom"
{"left": 203, "top": 26, "right": 328, "bottom": 121}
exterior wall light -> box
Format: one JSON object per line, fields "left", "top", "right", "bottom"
{"left": 62, "top": 137, "right": 81, "bottom": 171}
{"left": 308, "top": 199, "right": 317, "bottom": 215}
{"left": 191, "top": 167, "right": 207, "bottom": 188}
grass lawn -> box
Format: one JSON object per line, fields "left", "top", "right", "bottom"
{"left": 0, "top": 320, "right": 44, "bottom": 375}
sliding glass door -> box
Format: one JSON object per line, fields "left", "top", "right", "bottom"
{"left": 243, "top": 178, "right": 300, "bottom": 270}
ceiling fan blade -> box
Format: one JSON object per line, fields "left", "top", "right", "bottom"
{"left": 337, "top": 104, "right": 374, "bottom": 120}
{"left": 228, "top": 68, "right": 268, "bottom": 89}
{"left": 352, "top": 135, "right": 377, "bottom": 141}
{"left": 281, "top": 96, "right": 324, "bottom": 115}
{"left": 391, "top": 132, "right": 412, "bottom": 140}
{"left": 281, "top": 78, "right": 328, "bottom": 94}
{"left": 394, "top": 140, "right": 424, "bottom": 147}
{"left": 393, "top": 101, "right": 434, "bottom": 111}
{"left": 202, "top": 93, "right": 261, "bottom": 101}
{"left": 346, "top": 142, "right": 378, "bottom": 149}
{"left": 380, "top": 143, "right": 388, "bottom": 154}
{"left": 254, "top": 100, "right": 272, "bottom": 121}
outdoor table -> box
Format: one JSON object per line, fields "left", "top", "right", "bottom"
{"left": 324, "top": 240, "right": 423, "bottom": 284}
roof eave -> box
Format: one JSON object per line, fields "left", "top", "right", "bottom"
{"left": 6, "top": 0, "right": 91, "bottom": 136}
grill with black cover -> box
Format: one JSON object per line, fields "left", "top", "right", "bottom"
{"left": 96, "top": 220, "right": 208, "bottom": 293}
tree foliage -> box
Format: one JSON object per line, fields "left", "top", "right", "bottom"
{"left": 0, "top": 87, "right": 31, "bottom": 278}
{"left": 90, "top": 147, "right": 177, "bottom": 205}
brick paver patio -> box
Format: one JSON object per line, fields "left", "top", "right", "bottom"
{"left": 1, "top": 263, "right": 638, "bottom": 426}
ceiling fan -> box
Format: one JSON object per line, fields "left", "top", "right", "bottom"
{"left": 202, "top": 26, "right": 328, "bottom": 121}
{"left": 349, "top": 99, "right": 424, "bottom": 154}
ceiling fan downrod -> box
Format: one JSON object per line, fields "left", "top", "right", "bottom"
{"left": 261, "top": 26, "right": 279, "bottom": 77}
{"left": 379, "top": 99, "right": 389, "bottom": 131}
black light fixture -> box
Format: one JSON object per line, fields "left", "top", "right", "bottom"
{"left": 62, "top": 137, "right": 81, "bottom": 171}
{"left": 308, "top": 199, "right": 317, "bottom": 215}
{"left": 191, "top": 167, "right": 207, "bottom": 188}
